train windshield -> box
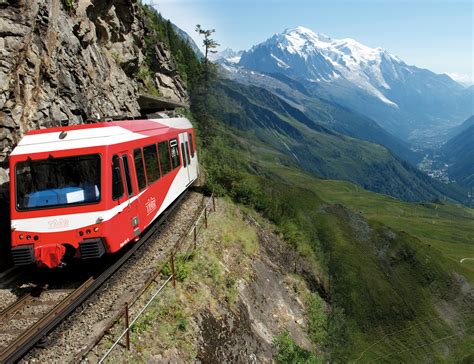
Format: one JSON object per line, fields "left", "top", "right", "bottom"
{"left": 15, "top": 154, "right": 101, "bottom": 210}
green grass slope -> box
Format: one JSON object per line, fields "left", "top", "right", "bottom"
{"left": 201, "top": 123, "right": 474, "bottom": 362}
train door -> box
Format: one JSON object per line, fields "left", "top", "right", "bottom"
{"left": 133, "top": 147, "right": 148, "bottom": 238}
{"left": 187, "top": 132, "right": 198, "bottom": 181}
{"left": 179, "top": 132, "right": 192, "bottom": 186}
{"left": 111, "top": 153, "right": 136, "bottom": 250}
{"left": 121, "top": 153, "right": 140, "bottom": 239}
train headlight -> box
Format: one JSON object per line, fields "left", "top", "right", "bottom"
{"left": 19, "top": 234, "right": 24, "bottom": 240}
{"left": 94, "top": 227, "right": 99, "bottom": 232}
{"left": 26, "top": 235, "right": 31, "bottom": 240}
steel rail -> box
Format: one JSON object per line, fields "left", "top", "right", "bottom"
{"left": 0, "top": 294, "right": 33, "bottom": 322}
{"left": 0, "top": 190, "right": 189, "bottom": 364}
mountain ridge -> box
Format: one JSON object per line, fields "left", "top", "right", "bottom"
{"left": 218, "top": 60, "right": 421, "bottom": 164}
{"left": 209, "top": 78, "right": 466, "bottom": 203}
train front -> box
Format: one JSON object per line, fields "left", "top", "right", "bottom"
{"left": 9, "top": 131, "right": 106, "bottom": 268}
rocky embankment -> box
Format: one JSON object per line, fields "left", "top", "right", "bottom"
{"left": 0, "top": 0, "right": 187, "bottom": 264}
{"left": 89, "top": 198, "right": 324, "bottom": 363}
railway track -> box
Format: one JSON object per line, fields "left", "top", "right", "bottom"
{"left": 0, "top": 190, "right": 189, "bottom": 363}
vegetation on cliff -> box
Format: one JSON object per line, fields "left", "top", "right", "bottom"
{"left": 139, "top": 4, "right": 202, "bottom": 88}
{"left": 109, "top": 199, "right": 324, "bottom": 362}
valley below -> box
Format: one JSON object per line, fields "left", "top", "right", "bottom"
{"left": 418, "top": 154, "right": 453, "bottom": 184}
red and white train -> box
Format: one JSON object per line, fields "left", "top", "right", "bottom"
{"left": 9, "top": 115, "right": 199, "bottom": 268}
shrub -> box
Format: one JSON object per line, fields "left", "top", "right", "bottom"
{"left": 273, "top": 331, "right": 321, "bottom": 364}
{"left": 62, "top": 0, "right": 74, "bottom": 12}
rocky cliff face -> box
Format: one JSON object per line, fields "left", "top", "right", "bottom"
{"left": 0, "top": 0, "right": 187, "bottom": 170}
{"left": 0, "top": 0, "right": 188, "bottom": 265}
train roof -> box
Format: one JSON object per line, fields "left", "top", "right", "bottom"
{"left": 11, "top": 117, "right": 193, "bottom": 157}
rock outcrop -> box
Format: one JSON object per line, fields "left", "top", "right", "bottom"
{"left": 0, "top": 0, "right": 188, "bottom": 265}
{"left": 0, "top": 0, "right": 187, "bottom": 169}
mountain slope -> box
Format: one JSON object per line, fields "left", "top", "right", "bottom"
{"left": 220, "top": 65, "right": 420, "bottom": 163}
{"left": 447, "top": 115, "right": 474, "bottom": 139}
{"left": 238, "top": 26, "right": 472, "bottom": 144}
{"left": 200, "top": 83, "right": 474, "bottom": 363}
{"left": 442, "top": 119, "right": 474, "bottom": 187}
{"left": 207, "top": 79, "right": 464, "bottom": 202}
{"left": 171, "top": 23, "right": 204, "bottom": 58}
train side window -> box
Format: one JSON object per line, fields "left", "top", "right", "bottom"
{"left": 158, "top": 141, "right": 172, "bottom": 176}
{"left": 143, "top": 144, "right": 160, "bottom": 184}
{"left": 112, "top": 155, "right": 124, "bottom": 200}
{"left": 188, "top": 133, "right": 195, "bottom": 157}
{"left": 180, "top": 142, "right": 187, "bottom": 167}
{"left": 122, "top": 155, "right": 133, "bottom": 197}
{"left": 133, "top": 148, "right": 147, "bottom": 191}
{"left": 170, "top": 139, "right": 180, "bottom": 169}
{"left": 185, "top": 141, "right": 191, "bottom": 165}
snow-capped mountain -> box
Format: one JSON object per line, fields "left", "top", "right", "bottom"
{"left": 209, "top": 48, "right": 243, "bottom": 63}
{"left": 241, "top": 26, "right": 398, "bottom": 105}
{"left": 238, "top": 26, "right": 472, "bottom": 143}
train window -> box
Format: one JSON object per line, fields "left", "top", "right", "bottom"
{"left": 112, "top": 155, "right": 124, "bottom": 201}
{"left": 15, "top": 154, "right": 101, "bottom": 210}
{"left": 158, "top": 141, "right": 172, "bottom": 176}
{"left": 122, "top": 155, "right": 133, "bottom": 197}
{"left": 185, "top": 141, "right": 191, "bottom": 165}
{"left": 180, "top": 142, "right": 187, "bottom": 167}
{"left": 133, "top": 148, "right": 147, "bottom": 191}
{"left": 143, "top": 144, "right": 160, "bottom": 184}
{"left": 188, "top": 133, "right": 195, "bottom": 157}
{"left": 170, "top": 139, "right": 180, "bottom": 169}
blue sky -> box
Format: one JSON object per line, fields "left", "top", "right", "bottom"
{"left": 152, "top": 0, "right": 473, "bottom": 84}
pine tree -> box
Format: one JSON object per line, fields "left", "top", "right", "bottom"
{"left": 195, "top": 25, "right": 220, "bottom": 63}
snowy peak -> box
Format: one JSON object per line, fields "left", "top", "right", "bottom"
{"left": 277, "top": 26, "right": 333, "bottom": 54}
{"left": 240, "top": 26, "right": 399, "bottom": 106}
{"left": 267, "top": 26, "right": 398, "bottom": 69}
{"left": 270, "top": 26, "right": 397, "bottom": 63}
{"left": 286, "top": 25, "right": 318, "bottom": 36}
{"left": 209, "top": 48, "right": 243, "bottom": 64}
